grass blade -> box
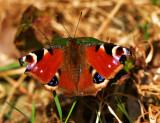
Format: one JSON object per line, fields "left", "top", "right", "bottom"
{"left": 144, "top": 21, "right": 149, "bottom": 41}
{"left": 31, "top": 101, "right": 35, "bottom": 123}
{"left": 107, "top": 104, "right": 122, "bottom": 123}
{"left": 0, "top": 62, "right": 28, "bottom": 72}
{"left": 151, "top": 0, "right": 157, "bottom": 5}
{"left": 4, "top": 114, "right": 12, "bottom": 119}
{"left": 53, "top": 91, "right": 62, "bottom": 123}
{"left": 95, "top": 110, "right": 102, "bottom": 123}
{"left": 116, "top": 99, "right": 134, "bottom": 123}
{"left": 0, "top": 62, "right": 20, "bottom": 72}
{"left": 5, "top": 101, "right": 30, "bottom": 121}
{"left": 65, "top": 96, "right": 78, "bottom": 123}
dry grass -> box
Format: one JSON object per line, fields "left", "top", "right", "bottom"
{"left": 0, "top": 0, "right": 160, "bottom": 122}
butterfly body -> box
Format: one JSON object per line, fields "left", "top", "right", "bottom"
{"left": 19, "top": 37, "right": 134, "bottom": 96}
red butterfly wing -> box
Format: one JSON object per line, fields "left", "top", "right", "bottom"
{"left": 57, "top": 66, "right": 77, "bottom": 96}
{"left": 19, "top": 47, "right": 77, "bottom": 95}
{"left": 85, "top": 45, "right": 123, "bottom": 79}
{"left": 78, "top": 65, "right": 110, "bottom": 96}
{"left": 19, "top": 40, "right": 132, "bottom": 96}
{"left": 23, "top": 49, "right": 63, "bottom": 84}
{"left": 78, "top": 43, "right": 131, "bottom": 95}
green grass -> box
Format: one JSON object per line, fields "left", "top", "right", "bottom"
{"left": 31, "top": 102, "right": 35, "bottom": 123}
{"left": 53, "top": 91, "right": 62, "bottom": 123}
{"left": 5, "top": 101, "right": 35, "bottom": 122}
{"left": 0, "top": 62, "right": 28, "bottom": 72}
{"left": 96, "top": 110, "right": 102, "bottom": 123}
{"left": 151, "top": 0, "right": 160, "bottom": 5}
{"left": 116, "top": 99, "right": 134, "bottom": 123}
{"left": 65, "top": 96, "right": 78, "bottom": 123}
{"left": 5, "top": 90, "right": 78, "bottom": 123}
{"left": 144, "top": 21, "right": 149, "bottom": 41}
{"left": 53, "top": 91, "right": 78, "bottom": 123}
{"left": 4, "top": 114, "right": 12, "bottom": 119}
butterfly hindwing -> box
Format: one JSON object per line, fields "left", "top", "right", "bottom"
{"left": 78, "top": 64, "right": 110, "bottom": 95}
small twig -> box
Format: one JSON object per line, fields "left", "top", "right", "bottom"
{"left": 95, "top": 101, "right": 102, "bottom": 123}
{"left": 107, "top": 104, "right": 122, "bottom": 123}
{"left": 94, "top": 0, "right": 125, "bottom": 38}
{"left": 0, "top": 74, "right": 26, "bottom": 122}
{"left": 0, "top": 72, "right": 30, "bottom": 96}
{"left": 0, "top": 84, "right": 6, "bottom": 99}
{"left": 136, "top": 112, "right": 149, "bottom": 122}
{"left": 145, "top": 40, "right": 154, "bottom": 63}
{"left": 0, "top": 68, "right": 26, "bottom": 77}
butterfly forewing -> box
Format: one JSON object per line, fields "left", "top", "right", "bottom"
{"left": 19, "top": 48, "right": 64, "bottom": 83}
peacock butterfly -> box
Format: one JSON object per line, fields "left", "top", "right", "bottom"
{"left": 19, "top": 36, "right": 134, "bottom": 96}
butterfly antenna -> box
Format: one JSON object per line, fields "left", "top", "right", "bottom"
{"left": 74, "top": 12, "right": 82, "bottom": 38}
{"left": 56, "top": 15, "right": 72, "bottom": 38}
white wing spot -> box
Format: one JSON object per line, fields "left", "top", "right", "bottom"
{"left": 33, "top": 66, "right": 38, "bottom": 72}
{"left": 55, "top": 72, "right": 59, "bottom": 79}
{"left": 28, "top": 53, "right": 37, "bottom": 62}
{"left": 92, "top": 69, "right": 97, "bottom": 77}
{"left": 40, "top": 70, "right": 43, "bottom": 73}
{"left": 113, "top": 60, "right": 118, "bottom": 65}
{"left": 31, "top": 63, "right": 35, "bottom": 68}
{"left": 123, "top": 48, "right": 128, "bottom": 54}
{"left": 44, "top": 49, "right": 48, "bottom": 55}
{"left": 35, "top": 66, "right": 38, "bottom": 70}
{"left": 100, "top": 45, "right": 105, "bottom": 51}
{"left": 112, "top": 46, "right": 119, "bottom": 56}
{"left": 23, "top": 56, "right": 26, "bottom": 61}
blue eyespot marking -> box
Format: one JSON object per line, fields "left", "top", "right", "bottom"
{"left": 25, "top": 67, "right": 32, "bottom": 72}
{"left": 93, "top": 73, "right": 105, "bottom": 84}
{"left": 48, "top": 76, "right": 58, "bottom": 86}
{"left": 19, "top": 58, "right": 24, "bottom": 66}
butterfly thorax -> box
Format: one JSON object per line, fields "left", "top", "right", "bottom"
{"left": 64, "top": 38, "right": 82, "bottom": 85}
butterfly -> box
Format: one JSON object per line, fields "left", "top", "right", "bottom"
{"left": 19, "top": 36, "right": 134, "bottom": 96}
